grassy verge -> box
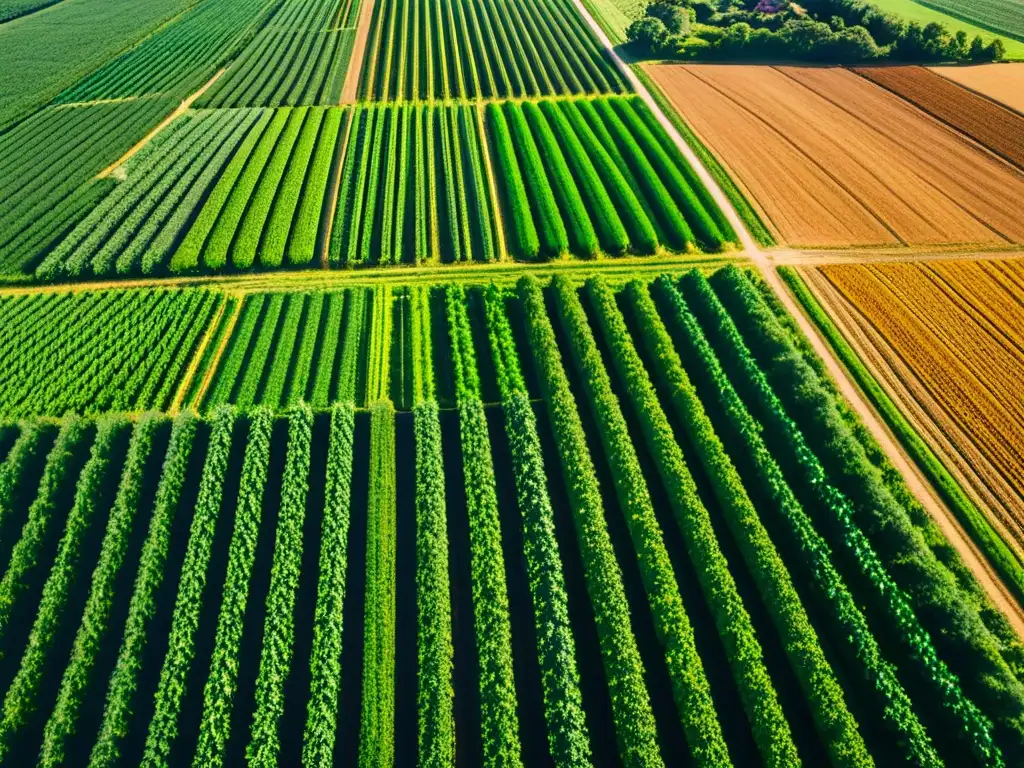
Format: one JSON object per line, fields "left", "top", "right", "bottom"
{"left": 778, "top": 265, "right": 1024, "bottom": 607}
{"left": 632, "top": 65, "right": 776, "bottom": 248}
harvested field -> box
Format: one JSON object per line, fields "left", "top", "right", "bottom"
{"left": 931, "top": 63, "right": 1024, "bottom": 114}
{"left": 805, "top": 259, "right": 1024, "bottom": 559}
{"left": 855, "top": 66, "right": 1024, "bottom": 170}
{"left": 647, "top": 64, "right": 1024, "bottom": 248}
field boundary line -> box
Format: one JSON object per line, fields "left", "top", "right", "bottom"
{"left": 95, "top": 67, "right": 227, "bottom": 179}
{"left": 320, "top": 107, "right": 354, "bottom": 267}
{"left": 188, "top": 296, "right": 243, "bottom": 410}
{"left": 476, "top": 102, "right": 508, "bottom": 262}
{"left": 168, "top": 295, "right": 229, "bottom": 413}
{"left": 340, "top": 0, "right": 376, "bottom": 102}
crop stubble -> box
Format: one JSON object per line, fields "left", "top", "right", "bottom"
{"left": 930, "top": 63, "right": 1024, "bottom": 114}
{"left": 647, "top": 64, "right": 1024, "bottom": 248}
{"left": 854, "top": 65, "right": 1024, "bottom": 170}
{"left": 808, "top": 260, "right": 1024, "bottom": 555}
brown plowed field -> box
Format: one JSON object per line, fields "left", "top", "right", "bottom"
{"left": 855, "top": 66, "right": 1024, "bottom": 170}
{"left": 930, "top": 63, "right": 1024, "bottom": 114}
{"left": 807, "top": 260, "right": 1024, "bottom": 554}
{"left": 647, "top": 64, "right": 1024, "bottom": 248}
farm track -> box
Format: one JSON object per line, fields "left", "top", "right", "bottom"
{"left": 340, "top": 0, "right": 375, "bottom": 101}
{"left": 95, "top": 67, "right": 226, "bottom": 179}
{"left": 168, "top": 295, "right": 230, "bottom": 413}
{"left": 572, "top": 0, "right": 1024, "bottom": 635}
{"left": 187, "top": 295, "right": 244, "bottom": 408}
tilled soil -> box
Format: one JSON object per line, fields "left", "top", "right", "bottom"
{"left": 647, "top": 64, "right": 1024, "bottom": 248}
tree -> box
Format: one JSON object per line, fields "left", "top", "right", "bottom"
{"left": 627, "top": 17, "right": 669, "bottom": 53}
{"left": 647, "top": 1, "right": 689, "bottom": 34}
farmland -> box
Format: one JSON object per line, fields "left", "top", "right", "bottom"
{"left": 357, "top": 0, "right": 628, "bottom": 100}
{"left": 931, "top": 63, "right": 1024, "bottom": 113}
{"left": 646, "top": 64, "right": 1024, "bottom": 248}
{"left": 794, "top": 260, "right": 1024, "bottom": 588}
{"left": 1, "top": 269, "right": 1023, "bottom": 765}
{"left": 4, "top": 0, "right": 1024, "bottom": 763}
{"left": 855, "top": 66, "right": 1024, "bottom": 169}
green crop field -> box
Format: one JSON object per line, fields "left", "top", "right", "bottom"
{"left": 4, "top": 0, "right": 1024, "bottom": 762}
{"left": 0, "top": 268, "right": 1022, "bottom": 766}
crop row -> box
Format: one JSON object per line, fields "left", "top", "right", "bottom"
{"left": 36, "top": 106, "right": 345, "bottom": 279}
{"left": 330, "top": 103, "right": 497, "bottom": 265}
{"left": 0, "top": 99, "right": 174, "bottom": 277}
{"left": 0, "top": 288, "right": 220, "bottom": 417}
{"left": 56, "top": 0, "right": 281, "bottom": 103}
{"left": 2, "top": 270, "right": 1021, "bottom": 764}
{"left": 198, "top": 0, "right": 357, "bottom": 109}
{"left": 488, "top": 96, "right": 732, "bottom": 259}
{"left": 359, "top": 0, "right": 627, "bottom": 100}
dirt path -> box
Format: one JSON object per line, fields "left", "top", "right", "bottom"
{"left": 568, "top": 0, "right": 1024, "bottom": 633}
{"left": 771, "top": 245, "right": 1024, "bottom": 266}
{"left": 168, "top": 296, "right": 229, "bottom": 413}
{"left": 96, "top": 67, "right": 226, "bottom": 179}
{"left": 340, "top": 0, "right": 376, "bottom": 102}
{"left": 476, "top": 102, "right": 508, "bottom": 261}
{"left": 188, "top": 297, "right": 243, "bottom": 409}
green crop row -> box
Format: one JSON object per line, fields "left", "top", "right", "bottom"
{"left": 592, "top": 277, "right": 797, "bottom": 767}
{"left": 654, "top": 275, "right": 941, "bottom": 765}
{"left": 331, "top": 104, "right": 497, "bottom": 266}
{"left": 711, "top": 266, "right": 1024, "bottom": 759}
{"left": 248, "top": 404, "right": 313, "bottom": 765}
{"left": 446, "top": 284, "right": 523, "bottom": 764}
{"left": 487, "top": 97, "right": 730, "bottom": 262}
{"left": 359, "top": 0, "right": 627, "bottom": 100}
{"left": 359, "top": 401, "right": 398, "bottom": 766}
{"left": 518, "top": 275, "right": 662, "bottom": 766}
{"left": 192, "top": 408, "right": 273, "bottom": 768}
{"left": 141, "top": 406, "right": 235, "bottom": 767}
{"left": 304, "top": 402, "right": 356, "bottom": 766}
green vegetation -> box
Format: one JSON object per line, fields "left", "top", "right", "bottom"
{"left": 358, "top": 0, "right": 628, "bottom": 100}
{"left": 0, "top": 269, "right": 1021, "bottom": 765}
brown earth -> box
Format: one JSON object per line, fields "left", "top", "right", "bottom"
{"left": 340, "top": 0, "right": 376, "bottom": 102}
{"left": 647, "top": 64, "right": 1024, "bottom": 248}
{"left": 930, "top": 63, "right": 1024, "bottom": 115}
{"left": 811, "top": 260, "right": 1024, "bottom": 556}
{"left": 855, "top": 66, "right": 1024, "bottom": 170}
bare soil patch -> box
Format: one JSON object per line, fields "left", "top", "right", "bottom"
{"left": 647, "top": 64, "right": 1024, "bottom": 248}
{"left": 930, "top": 63, "right": 1024, "bottom": 114}
{"left": 855, "top": 65, "right": 1024, "bottom": 170}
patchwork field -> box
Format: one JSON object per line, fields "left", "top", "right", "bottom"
{"left": 647, "top": 64, "right": 1024, "bottom": 249}
{"left": 931, "top": 63, "right": 1024, "bottom": 113}
{"left": 869, "top": 0, "right": 1024, "bottom": 58}
{"left": 2, "top": 269, "right": 1024, "bottom": 766}
{"left": 856, "top": 65, "right": 1024, "bottom": 170}
{"left": 798, "top": 260, "right": 1024, "bottom": 571}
